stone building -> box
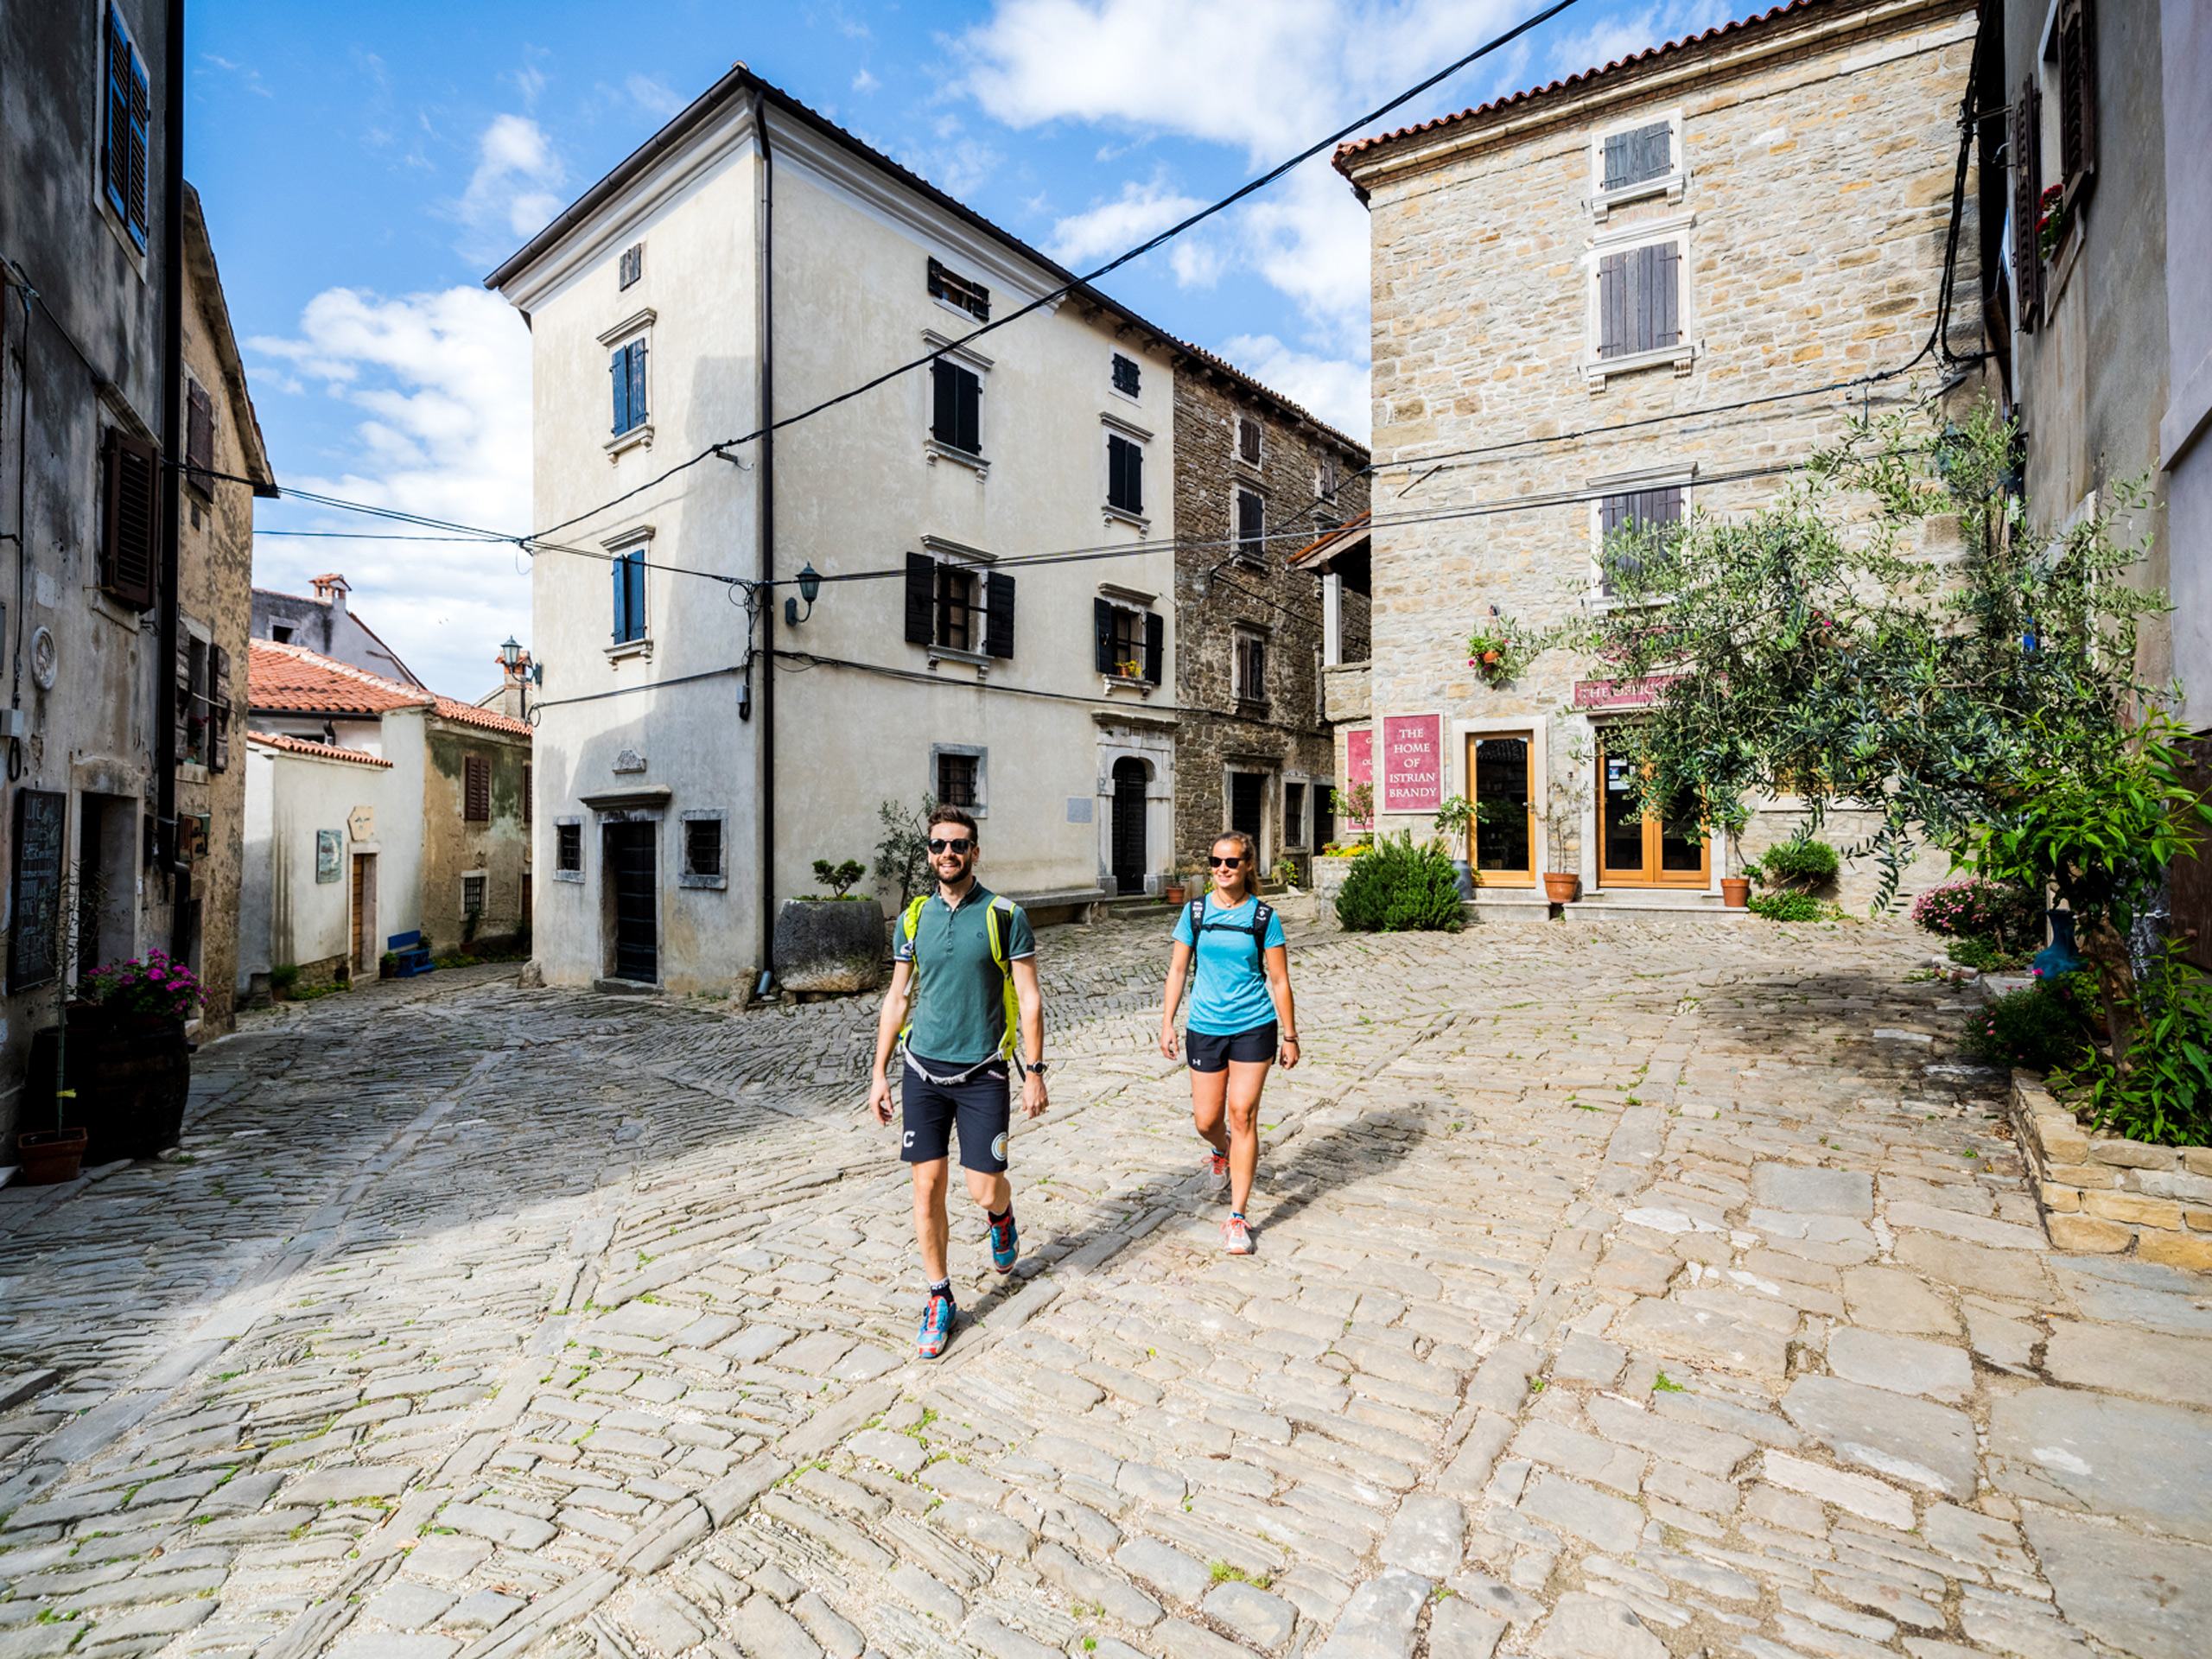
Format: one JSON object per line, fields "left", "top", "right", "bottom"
{"left": 0, "top": 0, "right": 275, "bottom": 1137}
{"left": 1332, "top": 0, "right": 1984, "bottom": 912}
{"left": 1166, "top": 347, "right": 1370, "bottom": 880}
{"left": 250, "top": 573, "right": 423, "bottom": 686}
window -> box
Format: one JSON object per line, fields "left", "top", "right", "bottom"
{"left": 102, "top": 6, "right": 149, "bottom": 251}
{"left": 181, "top": 636, "right": 208, "bottom": 767}
{"left": 610, "top": 338, "right": 649, "bottom": 436}
{"left": 1602, "top": 122, "right": 1671, "bottom": 190}
{"left": 1597, "top": 243, "right": 1680, "bottom": 359}
{"left": 522, "top": 764, "right": 532, "bottom": 825}
{"left": 1111, "top": 353, "right": 1141, "bottom": 397}
{"left": 1093, "top": 599, "right": 1162, "bottom": 683}
{"left": 99, "top": 429, "right": 158, "bottom": 609}
{"left": 927, "top": 257, "right": 989, "bottom": 321}
{"left": 612, "top": 547, "right": 647, "bottom": 645}
{"left": 186, "top": 383, "right": 214, "bottom": 494}
{"left": 938, "top": 751, "right": 979, "bottom": 807}
{"left": 931, "top": 360, "right": 982, "bottom": 455}
{"left": 683, "top": 815, "right": 724, "bottom": 882}
{"left": 1107, "top": 434, "right": 1144, "bottom": 516}
{"left": 1317, "top": 453, "right": 1341, "bottom": 501}
{"left": 2015, "top": 0, "right": 2099, "bottom": 334}
{"left": 904, "top": 554, "right": 1014, "bottom": 659}
{"left": 620, "top": 243, "right": 644, "bottom": 289}
{"left": 1234, "top": 627, "right": 1268, "bottom": 705}
{"left": 1285, "top": 782, "right": 1306, "bottom": 849}
{"left": 464, "top": 754, "right": 491, "bottom": 822}
{"left": 1235, "top": 488, "right": 1265, "bottom": 560}
{"left": 556, "top": 821, "right": 583, "bottom": 874}
{"left": 462, "top": 874, "right": 486, "bottom": 916}
{"left": 1236, "top": 416, "right": 1263, "bottom": 467}
{"left": 1596, "top": 486, "right": 1684, "bottom": 595}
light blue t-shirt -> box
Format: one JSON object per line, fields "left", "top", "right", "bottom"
{"left": 1173, "top": 895, "right": 1287, "bottom": 1035}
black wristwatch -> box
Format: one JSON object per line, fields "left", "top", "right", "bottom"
{"left": 1024, "top": 1060, "right": 1049, "bottom": 1076}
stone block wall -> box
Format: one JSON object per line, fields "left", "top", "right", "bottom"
{"left": 1171, "top": 360, "right": 1370, "bottom": 872}
{"left": 2010, "top": 1075, "right": 2212, "bottom": 1269}
{"left": 1338, "top": 0, "right": 1986, "bottom": 899}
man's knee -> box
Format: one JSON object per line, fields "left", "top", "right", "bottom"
{"left": 910, "top": 1159, "right": 951, "bottom": 1198}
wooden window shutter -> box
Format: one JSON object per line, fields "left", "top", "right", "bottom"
{"left": 125, "top": 49, "right": 148, "bottom": 246}
{"left": 210, "top": 645, "right": 231, "bottom": 772}
{"left": 523, "top": 764, "right": 532, "bottom": 823}
{"left": 100, "top": 429, "right": 158, "bottom": 609}
{"left": 610, "top": 348, "right": 627, "bottom": 434}
{"left": 1598, "top": 252, "right": 1626, "bottom": 357}
{"left": 983, "top": 570, "right": 1015, "bottom": 660}
{"left": 931, "top": 360, "right": 956, "bottom": 445}
{"left": 465, "top": 754, "right": 491, "bottom": 822}
{"left": 104, "top": 9, "right": 130, "bottom": 220}
{"left": 628, "top": 341, "right": 648, "bottom": 426}
{"left": 1651, "top": 243, "right": 1679, "bottom": 347}
{"left": 1093, "top": 597, "right": 1115, "bottom": 673}
{"left": 904, "top": 553, "right": 935, "bottom": 645}
{"left": 174, "top": 632, "right": 192, "bottom": 760}
{"left": 186, "top": 383, "right": 214, "bottom": 487}
{"left": 1143, "top": 610, "right": 1163, "bottom": 684}
{"left": 2012, "top": 79, "right": 2044, "bottom": 331}
{"left": 1602, "top": 128, "right": 1632, "bottom": 190}
{"left": 1126, "top": 440, "right": 1142, "bottom": 515}
{"left": 2057, "top": 0, "right": 2096, "bottom": 183}
{"left": 957, "top": 367, "right": 981, "bottom": 454}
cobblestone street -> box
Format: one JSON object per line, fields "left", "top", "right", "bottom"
{"left": 1, "top": 906, "right": 2208, "bottom": 1659}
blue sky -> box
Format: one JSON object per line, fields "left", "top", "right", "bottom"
{"left": 194, "top": 0, "right": 1753, "bottom": 696}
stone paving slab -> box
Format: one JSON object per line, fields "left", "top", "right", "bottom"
{"left": 0, "top": 909, "right": 2207, "bottom": 1659}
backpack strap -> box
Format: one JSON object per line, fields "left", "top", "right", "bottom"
{"left": 1188, "top": 895, "right": 1206, "bottom": 938}
{"left": 986, "top": 896, "right": 1020, "bottom": 1058}
{"left": 896, "top": 894, "right": 930, "bottom": 1047}
{"left": 1250, "top": 901, "right": 1274, "bottom": 954}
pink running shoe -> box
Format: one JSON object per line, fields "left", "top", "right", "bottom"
{"left": 1208, "top": 1151, "right": 1230, "bottom": 1197}
{"left": 1223, "top": 1214, "right": 1255, "bottom": 1255}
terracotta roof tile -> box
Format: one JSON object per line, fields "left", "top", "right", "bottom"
{"left": 245, "top": 731, "right": 395, "bottom": 768}
{"left": 247, "top": 639, "right": 432, "bottom": 716}
{"left": 1335, "top": 1, "right": 1816, "bottom": 170}
{"left": 1288, "top": 511, "right": 1373, "bottom": 568}
{"left": 432, "top": 696, "right": 531, "bottom": 738}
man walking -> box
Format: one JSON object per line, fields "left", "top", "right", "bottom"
{"left": 869, "top": 805, "right": 1047, "bottom": 1358}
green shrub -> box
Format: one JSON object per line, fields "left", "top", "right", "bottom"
{"left": 1947, "top": 935, "right": 2033, "bottom": 972}
{"left": 1910, "top": 877, "right": 2044, "bottom": 948}
{"left": 1746, "top": 891, "right": 1825, "bottom": 922}
{"left": 379, "top": 951, "right": 399, "bottom": 979}
{"left": 1965, "top": 982, "right": 2093, "bottom": 1073}
{"left": 1335, "top": 834, "right": 1464, "bottom": 933}
{"left": 2071, "top": 951, "right": 2212, "bottom": 1147}
{"left": 270, "top": 963, "right": 300, "bottom": 998}
{"left": 1758, "top": 836, "right": 1840, "bottom": 890}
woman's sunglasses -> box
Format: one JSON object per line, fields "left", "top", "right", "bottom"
{"left": 927, "top": 837, "right": 975, "bottom": 854}
{"left": 1208, "top": 855, "right": 1245, "bottom": 868}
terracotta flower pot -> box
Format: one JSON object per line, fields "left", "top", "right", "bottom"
{"left": 1164, "top": 884, "right": 1187, "bottom": 904}
{"left": 17, "top": 1128, "right": 87, "bottom": 1186}
{"left": 1481, "top": 650, "right": 1500, "bottom": 664}
{"left": 1721, "top": 877, "right": 1751, "bottom": 908}
{"left": 1542, "top": 872, "right": 1581, "bottom": 905}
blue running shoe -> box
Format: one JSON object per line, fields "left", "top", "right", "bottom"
{"left": 918, "top": 1290, "right": 957, "bottom": 1359}
{"left": 988, "top": 1208, "right": 1019, "bottom": 1273}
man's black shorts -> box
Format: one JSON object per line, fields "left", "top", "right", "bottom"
{"left": 1187, "top": 1022, "right": 1279, "bottom": 1072}
{"left": 901, "top": 1055, "right": 1011, "bottom": 1172}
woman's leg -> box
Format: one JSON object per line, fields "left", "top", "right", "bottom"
{"left": 1191, "top": 1063, "right": 1230, "bottom": 1155}
{"left": 1222, "top": 1058, "right": 1272, "bottom": 1215}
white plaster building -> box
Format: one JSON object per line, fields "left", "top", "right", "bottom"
{"left": 488, "top": 70, "right": 1192, "bottom": 992}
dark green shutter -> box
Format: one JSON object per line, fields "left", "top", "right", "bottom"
{"left": 957, "top": 368, "right": 981, "bottom": 454}
{"left": 931, "top": 361, "right": 955, "bottom": 445}
{"left": 1094, "top": 598, "right": 1115, "bottom": 672}
{"left": 984, "top": 571, "right": 1014, "bottom": 659}
{"left": 1143, "top": 611, "right": 1163, "bottom": 684}
{"left": 905, "top": 554, "right": 934, "bottom": 645}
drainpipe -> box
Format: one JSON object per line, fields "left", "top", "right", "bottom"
{"left": 753, "top": 84, "right": 777, "bottom": 993}
{"left": 156, "top": 0, "right": 188, "bottom": 949}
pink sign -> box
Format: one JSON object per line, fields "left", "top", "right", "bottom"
{"left": 1382, "top": 713, "right": 1443, "bottom": 812}
{"left": 1344, "top": 728, "right": 1373, "bottom": 827}
{"left": 1572, "top": 676, "right": 1675, "bottom": 711}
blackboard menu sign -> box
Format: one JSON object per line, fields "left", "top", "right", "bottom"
{"left": 9, "top": 789, "right": 66, "bottom": 992}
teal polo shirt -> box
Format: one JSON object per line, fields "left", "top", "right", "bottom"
{"left": 893, "top": 882, "right": 1035, "bottom": 1065}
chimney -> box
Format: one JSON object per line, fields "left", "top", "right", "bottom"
{"left": 309, "top": 572, "right": 350, "bottom": 618}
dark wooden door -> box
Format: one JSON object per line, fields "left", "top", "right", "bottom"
{"left": 607, "top": 823, "right": 658, "bottom": 982}
{"left": 1110, "top": 759, "right": 1147, "bottom": 894}
{"left": 351, "top": 855, "right": 368, "bottom": 967}
{"left": 1230, "top": 771, "right": 1265, "bottom": 845}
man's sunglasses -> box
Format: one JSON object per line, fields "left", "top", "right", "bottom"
{"left": 927, "top": 837, "right": 975, "bottom": 854}
{"left": 1208, "top": 855, "right": 1245, "bottom": 868}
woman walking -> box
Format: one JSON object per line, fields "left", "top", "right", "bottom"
{"left": 1158, "top": 830, "right": 1297, "bottom": 1253}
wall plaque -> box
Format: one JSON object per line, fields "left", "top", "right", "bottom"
{"left": 348, "top": 805, "right": 375, "bottom": 842}
{"left": 1382, "top": 713, "right": 1443, "bottom": 813}
{"left": 316, "top": 830, "right": 343, "bottom": 883}
{"left": 1344, "top": 727, "right": 1374, "bottom": 828}
{"left": 7, "top": 789, "right": 66, "bottom": 991}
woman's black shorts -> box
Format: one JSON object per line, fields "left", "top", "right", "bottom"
{"left": 1186, "top": 1022, "right": 1278, "bottom": 1072}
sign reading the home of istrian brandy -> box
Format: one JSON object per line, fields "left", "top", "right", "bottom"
{"left": 1344, "top": 727, "right": 1374, "bottom": 828}
{"left": 1382, "top": 713, "right": 1443, "bottom": 812}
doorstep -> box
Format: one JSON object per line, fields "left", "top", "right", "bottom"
{"left": 592, "top": 977, "right": 661, "bottom": 995}
{"left": 1565, "top": 891, "right": 1749, "bottom": 920}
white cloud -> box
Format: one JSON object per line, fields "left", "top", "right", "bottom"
{"left": 449, "top": 113, "right": 564, "bottom": 251}
{"left": 1046, "top": 177, "right": 1206, "bottom": 269}
{"left": 248, "top": 287, "right": 534, "bottom": 700}
{"left": 1217, "top": 333, "right": 1371, "bottom": 442}
{"left": 853, "top": 67, "right": 880, "bottom": 93}
{"left": 626, "top": 73, "right": 684, "bottom": 118}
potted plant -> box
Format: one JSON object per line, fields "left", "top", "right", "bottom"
{"left": 1432, "top": 796, "right": 1478, "bottom": 900}
{"left": 1465, "top": 616, "right": 1530, "bottom": 688}
{"left": 1721, "top": 872, "right": 1752, "bottom": 908}
{"left": 1164, "top": 862, "right": 1188, "bottom": 905}
{"left": 27, "top": 950, "right": 202, "bottom": 1169}
{"left": 773, "top": 857, "right": 887, "bottom": 994}
{"left": 1541, "top": 728, "right": 1592, "bottom": 905}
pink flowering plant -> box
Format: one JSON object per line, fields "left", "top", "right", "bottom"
{"left": 79, "top": 950, "right": 203, "bottom": 1020}
{"left": 1909, "top": 878, "right": 2042, "bottom": 950}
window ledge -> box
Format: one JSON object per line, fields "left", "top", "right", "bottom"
{"left": 925, "top": 440, "right": 988, "bottom": 477}
{"left": 607, "top": 423, "right": 654, "bottom": 461}
{"left": 1235, "top": 697, "right": 1271, "bottom": 718}
{"left": 607, "top": 638, "right": 653, "bottom": 664}
{"left": 175, "top": 762, "right": 209, "bottom": 785}
{"left": 927, "top": 644, "right": 991, "bottom": 677}
{"left": 552, "top": 868, "right": 584, "bottom": 884}
{"left": 1591, "top": 174, "right": 1686, "bottom": 220}
{"left": 1585, "top": 341, "right": 1699, "bottom": 391}
{"left": 1103, "top": 505, "right": 1149, "bottom": 531}
{"left": 677, "top": 872, "right": 728, "bottom": 890}
{"left": 1103, "top": 674, "right": 1156, "bottom": 697}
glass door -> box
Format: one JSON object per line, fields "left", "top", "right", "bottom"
{"left": 1597, "top": 738, "right": 1709, "bottom": 887}
{"left": 1466, "top": 733, "right": 1535, "bottom": 886}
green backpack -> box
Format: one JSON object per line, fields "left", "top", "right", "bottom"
{"left": 899, "top": 892, "right": 1022, "bottom": 1063}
